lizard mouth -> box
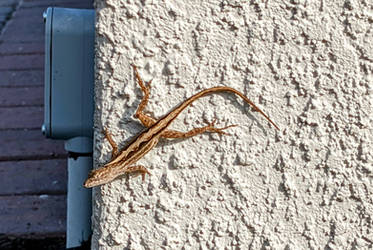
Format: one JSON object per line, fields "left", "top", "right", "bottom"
{"left": 83, "top": 176, "right": 113, "bottom": 188}
{"left": 83, "top": 179, "right": 98, "bottom": 188}
{"left": 83, "top": 168, "right": 118, "bottom": 188}
{"left": 83, "top": 174, "right": 106, "bottom": 188}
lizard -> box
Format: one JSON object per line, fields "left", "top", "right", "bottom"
{"left": 84, "top": 65, "right": 279, "bottom": 188}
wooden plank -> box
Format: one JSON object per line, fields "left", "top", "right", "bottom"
{"left": 20, "top": 0, "right": 93, "bottom": 9}
{"left": 12, "top": 6, "right": 44, "bottom": 18}
{"left": 0, "top": 18, "right": 44, "bottom": 43}
{"left": 0, "top": 42, "right": 44, "bottom": 55}
{"left": 0, "top": 106, "right": 43, "bottom": 129}
{"left": 0, "top": 54, "right": 44, "bottom": 70}
{"left": 0, "top": 159, "right": 67, "bottom": 195}
{"left": 0, "top": 70, "right": 43, "bottom": 87}
{"left": 0, "top": 86, "right": 43, "bottom": 106}
{"left": 0, "top": 195, "right": 66, "bottom": 235}
{"left": 0, "top": 7, "right": 13, "bottom": 15}
{"left": 0, "top": 129, "right": 66, "bottom": 160}
{"left": 0, "top": 14, "right": 8, "bottom": 24}
{"left": 0, "top": 0, "right": 19, "bottom": 7}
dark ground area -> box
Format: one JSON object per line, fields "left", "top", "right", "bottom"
{"left": 0, "top": 0, "right": 93, "bottom": 249}
{"left": 0, "top": 236, "right": 65, "bottom": 250}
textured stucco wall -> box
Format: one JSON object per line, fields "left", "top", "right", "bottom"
{"left": 92, "top": 0, "right": 373, "bottom": 249}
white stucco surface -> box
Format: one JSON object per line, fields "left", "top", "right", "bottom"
{"left": 92, "top": 0, "right": 373, "bottom": 249}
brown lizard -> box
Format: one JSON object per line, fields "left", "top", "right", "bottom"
{"left": 84, "top": 65, "right": 279, "bottom": 188}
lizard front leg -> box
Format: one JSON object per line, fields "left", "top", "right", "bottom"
{"left": 132, "top": 65, "right": 157, "bottom": 128}
{"left": 124, "top": 165, "right": 151, "bottom": 181}
{"left": 161, "top": 119, "right": 237, "bottom": 139}
{"left": 104, "top": 129, "right": 119, "bottom": 159}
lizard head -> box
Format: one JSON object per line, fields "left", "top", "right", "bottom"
{"left": 83, "top": 167, "right": 117, "bottom": 188}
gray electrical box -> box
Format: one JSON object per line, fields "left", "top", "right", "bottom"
{"left": 43, "top": 7, "right": 94, "bottom": 139}
{"left": 43, "top": 7, "right": 95, "bottom": 249}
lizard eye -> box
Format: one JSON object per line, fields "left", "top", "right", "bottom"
{"left": 88, "top": 170, "right": 97, "bottom": 178}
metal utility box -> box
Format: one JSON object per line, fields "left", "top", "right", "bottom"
{"left": 43, "top": 7, "right": 95, "bottom": 249}
{"left": 43, "top": 7, "right": 94, "bottom": 139}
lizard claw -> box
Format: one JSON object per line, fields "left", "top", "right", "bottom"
{"left": 102, "top": 128, "right": 111, "bottom": 140}
{"left": 141, "top": 168, "right": 152, "bottom": 182}
{"left": 146, "top": 79, "right": 153, "bottom": 88}
{"left": 206, "top": 119, "right": 237, "bottom": 135}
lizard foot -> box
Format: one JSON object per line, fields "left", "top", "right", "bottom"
{"left": 125, "top": 165, "right": 151, "bottom": 182}
{"left": 206, "top": 119, "right": 238, "bottom": 135}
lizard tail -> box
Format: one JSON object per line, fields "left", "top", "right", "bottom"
{"left": 166, "top": 86, "right": 280, "bottom": 130}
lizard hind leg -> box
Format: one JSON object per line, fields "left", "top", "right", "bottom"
{"left": 125, "top": 165, "right": 151, "bottom": 182}
{"left": 205, "top": 119, "right": 238, "bottom": 136}
{"left": 161, "top": 119, "right": 238, "bottom": 139}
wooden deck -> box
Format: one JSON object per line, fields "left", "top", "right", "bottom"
{"left": 0, "top": 0, "right": 93, "bottom": 245}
